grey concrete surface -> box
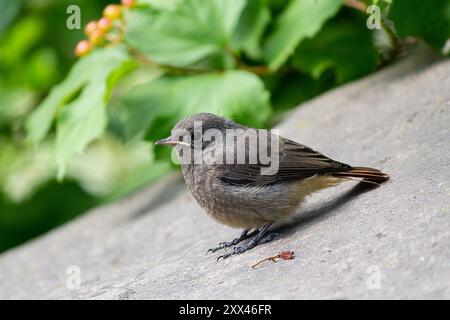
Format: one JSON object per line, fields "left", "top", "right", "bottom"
{"left": 0, "top": 47, "right": 449, "bottom": 299}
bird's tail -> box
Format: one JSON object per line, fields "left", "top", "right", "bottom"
{"left": 332, "top": 167, "right": 389, "bottom": 185}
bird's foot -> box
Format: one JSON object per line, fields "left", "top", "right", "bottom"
{"left": 206, "top": 229, "right": 258, "bottom": 254}
{"left": 217, "top": 232, "right": 278, "bottom": 261}
{"left": 207, "top": 238, "right": 242, "bottom": 254}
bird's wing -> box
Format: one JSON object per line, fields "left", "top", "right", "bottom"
{"left": 217, "top": 133, "right": 352, "bottom": 186}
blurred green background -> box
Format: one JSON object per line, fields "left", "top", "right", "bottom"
{"left": 0, "top": 0, "right": 165, "bottom": 252}
{"left": 0, "top": 0, "right": 448, "bottom": 253}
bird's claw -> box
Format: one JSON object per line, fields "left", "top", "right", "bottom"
{"left": 208, "top": 225, "right": 276, "bottom": 260}
{"left": 216, "top": 246, "right": 246, "bottom": 261}
{"left": 206, "top": 239, "right": 242, "bottom": 255}
{"left": 215, "top": 232, "right": 278, "bottom": 261}
{"left": 206, "top": 243, "right": 226, "bottom": 255}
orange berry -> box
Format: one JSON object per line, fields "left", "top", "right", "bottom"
{"left": 88, "top": 29, "right": 105, "bottom": 46}
{"left": 97, "top": 17, "right": 113, "bottom": 33}
{"left": 84, "top": 21, "right": 98, "bottom": 37}
{"left": 121, "top": 0, "right": 136, "bottom": 7}
{"left": 103, "top": 4, "right": 122, "bottom": 20}
{"left": 75, "top": 40, "right": 92, "bottom": 57}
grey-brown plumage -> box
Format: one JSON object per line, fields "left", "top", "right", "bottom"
{"left": 156, "top": 113, "right": 389, "bottom": 259}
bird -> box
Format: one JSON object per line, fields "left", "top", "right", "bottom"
{"left": 155, "top": 113, "right": 389, "bottom": 260}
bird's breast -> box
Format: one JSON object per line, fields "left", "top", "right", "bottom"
{"left": 181, "top": 164, "right": 306, "bottom": 229}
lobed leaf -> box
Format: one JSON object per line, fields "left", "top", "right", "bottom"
{"left": 293, "top": 20, "right": 377, "bottom": 84}
{"left": 263, "top": 0, "right": 343, "bottom": 70}
{"left": 118, "top": 70, "right": 272, "bottom": 142}
{"left": 125, "top": 0, "right": 246, "bottom": 68}
{"left": 231, "top": 0, "right": 271, "bottom": 59}
{"left": 26, "top": 46, "right": 134, "bottom": 178}
{"left": 389, "top": 0, "right": 450, "bottom": 50}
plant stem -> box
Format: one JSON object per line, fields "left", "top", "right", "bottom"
{"left": 239, "top": 64, "right": 271, "bottom": 75}
{"left": 128, "top": 46, "right": 212, "bottom": 74}
{"left": 381, "top": 20, "right": 401, "bottom": 53}
{"left": 130, "top": 44, "right": 272, "bottom": 76}
{"left": 226, "top": 44, "right": 272, "bottom": 76}
{"left": 344, "top": 0, "right": 367, "bottom": 12}
{"left": 344, "top": 0, "right": 403, "bottom": 59}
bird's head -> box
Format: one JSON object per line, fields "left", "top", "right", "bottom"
{"left": 155, "top": 113, "right": 241, "bottom": 152}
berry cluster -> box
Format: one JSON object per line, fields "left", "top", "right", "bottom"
{"left": 75, "top": 0, "right": 135, "bottom": 57}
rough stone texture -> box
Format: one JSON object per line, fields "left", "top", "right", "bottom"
{"left": 0, "top": 47, "right": 449, "bottom": 299}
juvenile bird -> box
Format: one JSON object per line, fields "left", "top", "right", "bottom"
{"left": 156, "top": 113, "right": 388, "bottom": 260}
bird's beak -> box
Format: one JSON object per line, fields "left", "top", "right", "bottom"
{"left": 155, "top": 137, "right": 189, "bottom": 147}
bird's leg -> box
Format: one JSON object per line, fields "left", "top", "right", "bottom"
{"left": 207, "top": 229, "right": 259, "bottom": 254}
{"left": 217, "top": 223, "right": 277, "bottom": 260}
{"left": 256, "top": 232, "right": 277, "bottom": 245}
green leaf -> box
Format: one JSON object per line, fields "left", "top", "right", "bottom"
{"left": 26, "top": 46, "right": 134, "bottom": 178}
{"left": 118, "top": 70, "right": 272, "bottom": 142}
{"left": 24, "top": 48, "right": 59, "bottom": 91}
{"left": 389, "top": 0, "right": 450, "bottom": 50}
{"left": 0, "top": 16, "right": 45, "bottom": 66}
{"left": 138, "top": 0, "right": 181, "bottom": 10}
{"left": 0, "top": 88, "right": 35, "bottom": 130}
{"left": 293, "top": 20, "right": 377, "bottom": 83}
{"left": 106, "top": 160, "right": 172, "bottom": 201}
{"left": 0, "top": 180, "right": 98, "bottom": 253}
{"left": 263, "top": 0, "right": 343, "bottom": 70}
{"left": 65, "top": 137, "right": 170, "bottom": 200}
{"left": 231, "top": 0, "right": 271, "bottom": 59}
{"left": 372, "top": 0, "right": 391, "bottom": 9}
{"left": 125, "top": 0, "right": 246, "bottom": 68}
{"left": 267, "top": 70, "right": 334, "bottom": 113}
{"left": 0, "top": 0, "right": 22, "bottom": 37}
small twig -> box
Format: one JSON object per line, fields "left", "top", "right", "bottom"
{"left": 126, "top": 37, "right": 272, "bottom": 76}
{"left": 344, "top": 0, "right": 367, "bottom": 12}
{"left": 105, "top": 34, "right": 123, "bottom": 45}
{"left": 344, "top": 0, "right": 395, "bottom": 48}
{"left": 127, "top": 46, "right": 213, "bottom": 74}
{"left": 130, "top": 43, "right": 271, "bottom": 76}
{"left": 227, "top": 44, "right": 272, "bottom": 76}
{"left": 239, "top": 64, "right": 271, "bottom": 75}
{"left": 344, "top": 0, "right": 405, "bottom": 62}
{"left": 251, "top": 251, "right": 295, "bottom": 269}
{"left": 380, "top": 20, "right": 401, "bottom": 53}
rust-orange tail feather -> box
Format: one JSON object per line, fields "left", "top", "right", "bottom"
{"left": 332, "top": 167, "right": 389, "bottom": 185}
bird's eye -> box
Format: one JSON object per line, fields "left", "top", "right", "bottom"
{"left": 191, "top": 130, "right": 202, "bottom": 142}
